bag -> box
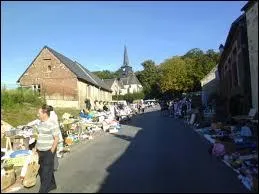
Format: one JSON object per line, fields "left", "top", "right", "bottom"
{"left": 1, "top": 168, "right": 16, "bottom": 191}
{"left": 22, "top": 162, "right": 40, "bottom": 188}
{"left": 212, "top": 143, "right": 225, "bottom": 156}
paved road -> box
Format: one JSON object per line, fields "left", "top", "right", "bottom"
{"left": 17, "top": 110, "right": 249, "bottom": 193}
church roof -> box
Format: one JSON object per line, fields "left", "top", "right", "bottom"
{"left": 103, "top": 78, "right": 117, "bottom": 88}
{"left": 119, "top": 74, "right": 141, "bottom": 85}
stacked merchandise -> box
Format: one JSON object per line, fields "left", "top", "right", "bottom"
{"left": 195, "top": 122, "right": 258, "bottom": 192}
{"left": 1, "top": 146, "right": 39, "bottom": 192}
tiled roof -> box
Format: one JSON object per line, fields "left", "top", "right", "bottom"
{"left": 119, "top": 74, "right": 142, "bottom": 85}
{"left": 103, "top": 78, "right": 117, "bottom": 88}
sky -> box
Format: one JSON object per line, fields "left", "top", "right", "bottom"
{"left": 1, "top": 1, "right": 247, "bottom": 88}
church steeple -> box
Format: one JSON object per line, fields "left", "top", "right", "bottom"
{"left": 120, "top": 45, "right": 133, "bottom": 78}
{"left": 123, "top": 45, "right": 129, "bottom": 67}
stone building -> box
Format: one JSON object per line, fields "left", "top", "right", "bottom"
{"left": 241, "top": 1, "right": 258, "bottom": 111}
{"left": 17, "top": 46, "right": 112, "bottom": 109}
{"left": 103, "top": 78, "right": 121, "bottom": 96}
{"left": 218, "top": 14, "right": 252, "bottom": 116}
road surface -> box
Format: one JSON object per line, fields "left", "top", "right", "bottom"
{"left": 16, "top": 110, "right": 249, "bottom": 193}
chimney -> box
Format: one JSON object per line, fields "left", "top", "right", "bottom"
{"left": 219, "top": 44, "right": 224, "bottom": 54}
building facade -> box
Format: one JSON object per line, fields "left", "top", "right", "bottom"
{"left": 242, "top": 1, "right": 258, "bottom": 111}
{"left": 200, "top": 65, "right": 219, "bottom": 107}
{"left": 103, "top": 78, "right": 121, "bottom": 96}
{"left": 17, "top": 46, "right": 112, "bottom": 109}
{"left": 218, "top": 14, "right": 251, "bottom": 116}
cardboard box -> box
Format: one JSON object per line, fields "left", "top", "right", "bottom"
{"left": 1, "top": 169, "right": 16, "bottom": 191}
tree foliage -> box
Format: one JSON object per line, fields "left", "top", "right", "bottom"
{"left": 112, "top": 91, "right": 145, "bottom": 103}
{"left": 157, "top": 48, "right": 219, "bottom": 96}
{"left": 136, "top": 60, "right": 160, "bottom": 99}
{"left": 92, "top": 70, "right": 120, "bottom": 79}
{"left": 93, "top": 48, "right": 219, "bottom": 100}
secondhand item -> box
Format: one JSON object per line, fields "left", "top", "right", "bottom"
{"left": 22, "top": 162, "right": 40, "bottom": 188}
{"left": 1, "top": 166, "right": 16, "bottom": 191}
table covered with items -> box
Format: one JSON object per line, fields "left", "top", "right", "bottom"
{"left": 1, "top": 122, "right": 40, "bottom": 192}
{"left": 1, "top": 107, "right": 127, "bottom": 192}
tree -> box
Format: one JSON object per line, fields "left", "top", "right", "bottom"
{"left": 136, "top": 60, "right": 160, "bottom": 99}
{"left": 159, "top": 57, "right": 194, "bottom": 94}
{"left": 184, "top": 48, "right": 204, "bottom": 58}
{"left": 92, "top": 70, "right": 120, "bottom": 79}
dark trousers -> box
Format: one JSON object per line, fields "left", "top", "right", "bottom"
{"left": 38, "top": 150, "right": 56, "bottom": 193}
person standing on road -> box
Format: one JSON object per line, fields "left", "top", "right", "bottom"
{"left": 36, "top": 104, "right": 59, "bottom": 193}
{"left": 141, "top": 102, "right": 145, "bottom": 113}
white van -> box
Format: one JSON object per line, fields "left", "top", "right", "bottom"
{"left": 110, "top": 100, "right": 127, "bottom": 106}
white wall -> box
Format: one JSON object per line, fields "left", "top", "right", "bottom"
{"left": 77, "top": 80, "right": 112, "bottom": 109}
{"left": 46, "top": 99, "right": 79, "bottom": 109}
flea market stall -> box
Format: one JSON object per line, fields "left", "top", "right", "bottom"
{"left": 1, "top": 106, "right": 133, "bottom": 192}
{"left": 194, "top": 121, "right": 258, "bottom": 192}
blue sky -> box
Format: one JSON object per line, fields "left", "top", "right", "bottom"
{"left": 1, "top": 1, "right": 247, "bottom": 87}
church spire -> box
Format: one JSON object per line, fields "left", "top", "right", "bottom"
{"left": 123, "top": 45, "right": 129, "bottom": 67}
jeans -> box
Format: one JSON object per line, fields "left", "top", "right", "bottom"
{"left": 38, "top": 150, "right": 57, "bottom": 193}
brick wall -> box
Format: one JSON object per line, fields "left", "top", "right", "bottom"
{"left": 19, "top": 48, "right": 78, "bottom": 101}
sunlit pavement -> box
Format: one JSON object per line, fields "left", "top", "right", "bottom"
{"left": 16, "top": 110, "right": 249, "bottom": 193}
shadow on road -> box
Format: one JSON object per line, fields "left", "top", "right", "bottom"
{"left": 110, "top": 133, "right": 134, "bottom": 142}
{"left": 98, "top": 110, "right": 250, "bottom": 193}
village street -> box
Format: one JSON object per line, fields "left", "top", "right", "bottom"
{"left": 16, "top": 110, "right": 249, "bottom": 193}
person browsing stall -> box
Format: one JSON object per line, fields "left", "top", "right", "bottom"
{"left": 36, "top": 104, "right": 59, "bottom": 193}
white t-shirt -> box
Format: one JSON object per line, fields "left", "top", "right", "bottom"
{"left": 50, "top": 111, "right": 63, "bottom": 143}
{"left": 50, "top": 111, "right": 58, "bottom": 125}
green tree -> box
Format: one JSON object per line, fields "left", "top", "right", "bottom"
{"left": 159, "top": 57, "right": 194, "bottom": 93}
{"left": 92, "top": 70, "right": 120, "bottom": 79}
{"left": 136, "top": 60, "right": 160, "bottom": 99}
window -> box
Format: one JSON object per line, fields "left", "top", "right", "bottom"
{"left": 228, "top": 57, "right": 231, "bottom": 65}
{"left": 48, "top": 65, "right": 51, "bottom": 71}
{"left": 232, "top": 62, "right": 238, "bottom": 87}
{"left": 32, "top": 84, "right": 41, "bottom": 94}
{"left": 228, "top": 70, "right": 232, "bottom": 92}
{"left": 233, "top": 47, "right": 237, "bottom": 57}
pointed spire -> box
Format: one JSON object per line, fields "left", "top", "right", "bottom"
{"left": 123, "top": 45, "right": 129, "bottom": 67}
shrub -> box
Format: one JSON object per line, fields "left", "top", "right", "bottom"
{"left": 1, "top": 88, "right": 45, "bottom": 110}
{"left": 112, "top": 91, "right": 145, "bottom": 103}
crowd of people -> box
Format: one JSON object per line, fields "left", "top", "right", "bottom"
{"left": 81, "top": 99, "right": 158, "bottom": 123}
{"left": 159, "top": 98, "right": 192, "bottom": 119}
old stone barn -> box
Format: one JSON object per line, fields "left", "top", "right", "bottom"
{"left": 17, "top": 46, "right": 112, "bottom": 109}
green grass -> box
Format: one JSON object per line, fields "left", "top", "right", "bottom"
{"left": 2, "top": 105, "right": 80, "bottom": 127}
{"left": 1, "top": 104, "right": 80, "bottom": 127}
{"left": 1, "top": 88, "right": 80, "bottom": 127}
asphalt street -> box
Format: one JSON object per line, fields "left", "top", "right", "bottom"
{"left": 16, "top": 109, "right": 249, "bottom": 193}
